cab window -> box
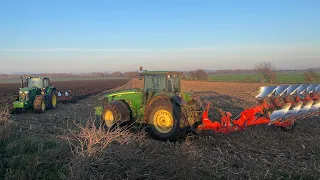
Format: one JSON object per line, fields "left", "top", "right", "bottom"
{"left": 43, "top": 79, "right": 49, "bottom": 87}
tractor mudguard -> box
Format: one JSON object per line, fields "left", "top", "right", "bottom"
{"left": 170, "top": 96, "right": 187, "bottom": 106}
{"left": 146, "top": 95, "right": 174, "bottom": 109}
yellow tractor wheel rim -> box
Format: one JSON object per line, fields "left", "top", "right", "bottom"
{"left": 41, "top": 100, "right": 45, "bottom": 111}
{"left": 52, "top": 94, "right": 57, "bottom": 106}
{"left": 104, "top": 110, "right": 114, "bottom": 127}
{"left": 153, "top": 109, "right": 174, "bottom": 133}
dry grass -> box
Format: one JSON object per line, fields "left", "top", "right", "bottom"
{"left": 58, "top": 118, "right": 150, "bottom": 180}
{"left": 61, "top": 118, "right": 147, "bottom": 158}
{"left": 0, "top": 105, "right": 12, "bottom": 141}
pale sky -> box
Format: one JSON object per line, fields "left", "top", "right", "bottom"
{"left": 0, "top": 46, "right": 320, "bottom": 73}
{"left": 1, "top": 0, "right": 319, "bottom": 73}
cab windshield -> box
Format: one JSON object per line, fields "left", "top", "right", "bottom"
{"left": 144, "top": 75, "right": 166, "bottom": 91}
{"left": 167, "top": 74, "right": 181, "bottom": 92}
{"left": 27, "top": 78, "right": 43, "bottom": 88}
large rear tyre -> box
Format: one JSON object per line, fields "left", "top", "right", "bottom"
{"left": 102, "top": 100, "right": 131, "bottom": 131}
{"left": 146, "top": 99, "right": 184, "bottom": 141}
{"left": 34, "top": 95, "right": 46, "bottom": 114}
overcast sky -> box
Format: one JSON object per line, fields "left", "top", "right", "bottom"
{"left": 0, "top": 0, "right": 319, "bottom": 73}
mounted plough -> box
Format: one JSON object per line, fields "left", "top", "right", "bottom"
{"left": 198, "top": 84, "right": 320, "bottom": 133}
{"left": 95, "top": 67, "right": 320, "bottom": 141}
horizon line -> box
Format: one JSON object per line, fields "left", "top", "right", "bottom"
{"left": 0, "top": 46, "right": 319, "bottom": 52}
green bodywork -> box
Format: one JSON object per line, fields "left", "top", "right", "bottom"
{"left": 13, "top": 76, "right": 57, "bottom": 110}
{"left": 95, "top": 70, "right": 201, "bottom": 127}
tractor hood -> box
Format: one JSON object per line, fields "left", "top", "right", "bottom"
{"left": 103, "top": 89, "right": 143, "bottom": 107}
{"left": 106, "top": 89, "right": 140, "bottom": 97}
{"left": 19, "top": 87, "right": 36, "bottom": 93}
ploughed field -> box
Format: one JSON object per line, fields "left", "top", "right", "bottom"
{"left": 1, "top": 79, "right": 320, "bottom": 179}
{"left": 0, "top": 78, "right": 130, "bottom": 108}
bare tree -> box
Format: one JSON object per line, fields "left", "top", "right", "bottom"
{"left": 112, "top": 71, "right": 122, "bottom": 77}
{"left": 304, "top": 69, "right": 319, "bottom": 83}
{"left": 188, "top": 71, "right": 196, "bottom": 80}
{"left": 195, "top": 69, "right": 208, "bottom": 81}
{"left": 254, "top": 61, "right": 276, "bottom": 83}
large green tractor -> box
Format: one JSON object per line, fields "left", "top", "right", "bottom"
{"left": 13, "top": 76, "right": 58, "bottom": 114}
{"left": 95, "top": 68, "right": 203, "bottom": 140}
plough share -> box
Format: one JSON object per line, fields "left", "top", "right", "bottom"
{"left": 197, "top": 84, "right": 320, "bottom": 133}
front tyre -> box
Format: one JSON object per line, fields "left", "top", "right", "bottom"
{"left": 146, "top": 99, "right": 183, "bottom": 141}
{"left": 102, "top": 100, "right": 131, "bottom": 130}
{"left": 34, "top": 95, "right": 46, "bottom": 114}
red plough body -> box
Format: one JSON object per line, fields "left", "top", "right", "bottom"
{"left": 197, "top": 85, "right": 320, "bottom": 134}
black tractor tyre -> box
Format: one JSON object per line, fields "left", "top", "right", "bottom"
{"left": 34, "top": 95, "right": 46, "bottom": 114}
{"left": 49, "top": 92, "right": 58, "bottom": 109}
{"left": 102, "top": 100, "right": 131, "bottom": 131}
{"left": 15, "top": 108, "right": 22, "bottom": 114}
{"left": 146, "top": 99, "right": 185, "bottom": 141}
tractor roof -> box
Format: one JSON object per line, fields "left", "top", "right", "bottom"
{"left": 26, "top": 76, "right": 49, "bottom": 79}
{"left": 141, "top": 71, "right": 183, "bottom": 76}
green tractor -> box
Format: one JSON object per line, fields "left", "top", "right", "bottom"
{"left": 13, "top": 76, "right": 58, "bottom": 114}
{"left": 94, "top": 68, "right": 203, "bottom": 140}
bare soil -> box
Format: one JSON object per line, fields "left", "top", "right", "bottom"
{"left": 1, "top": 79, "right": 320, "bottom": 180}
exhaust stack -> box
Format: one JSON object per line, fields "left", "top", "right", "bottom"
{"left": 20, "top": 76, "right": 24, "bottom": 88}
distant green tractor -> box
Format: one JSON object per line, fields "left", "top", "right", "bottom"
{"left": 13, "top": 76, "right": 58, "bottom": 113}
{"left": 95, "top": 68, "right": 202, "bottom": 140}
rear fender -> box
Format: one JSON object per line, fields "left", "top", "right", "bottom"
{"left": 170, "top": 95, "right": 187, "bottom": 106}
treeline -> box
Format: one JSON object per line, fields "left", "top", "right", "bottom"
{"left": 212, "top": 69, "right": 256, "bottom": 74}
{"left": 122, "top": 69, "right": 209, "bottom": 81}
{"left": 182, "top": 69, "right": 208, "bottom": 81}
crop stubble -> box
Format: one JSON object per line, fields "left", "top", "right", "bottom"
{"left": 1, "top": 79, "right": 320, "bottom": 179}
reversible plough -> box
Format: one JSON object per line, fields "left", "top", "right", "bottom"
{"left": 198, "top": 84, "right": 320, "bottom": 133}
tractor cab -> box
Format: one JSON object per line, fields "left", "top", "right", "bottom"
{"left": 141, "top": 71, "right": 182, "bottom": 93}
{"left": 24, "top": 76, "right": 51, "bottom": 89}
{"left": 139, "top": 70, "right": 183, "bottom": 103}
